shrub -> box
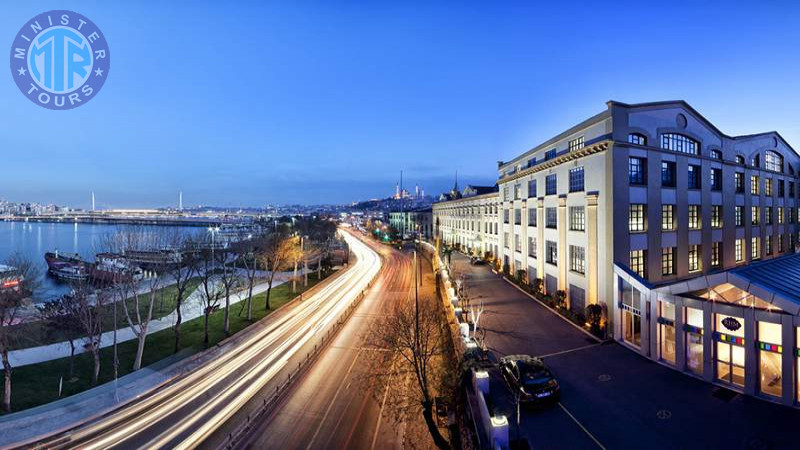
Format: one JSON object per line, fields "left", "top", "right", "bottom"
{"left": 586, "top": 304, "right": 603, "bottom": 336}
{"left": 554, "top": 290, "right": 567, "bottom": 309}
{"left": 532, "top": 278, "right": 543, "bottom": 296}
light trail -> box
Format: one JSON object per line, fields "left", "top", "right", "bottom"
{"left": 31, "top": 229, "right": 381, "bottom": 450}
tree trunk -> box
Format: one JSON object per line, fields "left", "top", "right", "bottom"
{"left": 133, "top": 330, "right": 146, "bottom": 371}
{"left": 2, "top": 350, "right": 11, "bottom": 413}
{"left": 265, "top": 284, "right": 272, "bottom": 311}
{"left": 247, "top": 282, "right": 254, "bottom": 321}
{"left": 68, "top": 339, "right": 75, "bottom": 379}
{"left": 174, "top": 302, "right": 182, "bottom": 353}
{"left": 204, "top": 312, "right": 210, "bottom": 347}
{"left": 421, "top": 400, "right": 449, "bottom": 450}
{"left": 92, "top": 346, "right": 100, "bottom": 386}
{"left": 223, "top": 288, "right": 230, "bottom": 336}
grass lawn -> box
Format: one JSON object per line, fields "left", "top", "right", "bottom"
{"left": 1, "top": 272, "right": 329, "bottom": 414}
{"left": 10, "top": 278, "right": 203, "bottom": 351}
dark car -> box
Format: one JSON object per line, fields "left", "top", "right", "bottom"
{"left": 470, "top": 256, "right": 485, "bottom": 265}
{"left": 499, "top": 355, "right": 560, "bottom": 405}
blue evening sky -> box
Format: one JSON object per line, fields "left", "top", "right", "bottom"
{"left": 2, "top": 1, "right": 799, "bottom": 208}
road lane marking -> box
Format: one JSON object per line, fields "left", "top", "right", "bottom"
{"left": 558, "top": 402, "right": 606, "bottom": 450}
{"left": 305, "top": 348, "right": 364, "bottom": 450}
{"left": 535, "top": 343, "right": 601, "bottom": 359}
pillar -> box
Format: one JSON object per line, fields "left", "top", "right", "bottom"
{"left": 586, "top": 192, "right": 599, "bottom": 305}
{"left": 558, "top": 195, "right": 568, "bottom": 304}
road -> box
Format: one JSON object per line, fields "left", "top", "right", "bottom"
{"left": 450, "top": 251, "right": 800, "bottom": 450}
{"left": 26, "top": 229, "right": 381, "bottom": 450}
{"left": 234, "top": 234, "right": 432, "bottom": 450}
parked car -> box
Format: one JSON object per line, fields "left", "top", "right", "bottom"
{"left": 499, "top": 355, "right": 560, "bottom": 405}
{"left": 470, "top": 256, "right": 485, "bottom": 265}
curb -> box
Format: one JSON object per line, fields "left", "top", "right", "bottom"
{"left": 501, "top": 278, "right": 602, "bottom": 343}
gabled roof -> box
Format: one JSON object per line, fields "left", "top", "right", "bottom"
{"left": 728, "top": 254, "right": 800, "bottom": 312}
{"left": 463, "top": 185, "right": 498, "bottom": 197}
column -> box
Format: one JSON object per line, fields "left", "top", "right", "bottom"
{"left": 537, "top": 198, "right": 545, "bottom": 283}
{"left": 586, "top": 192, "right": 599, "bottom": 305}
{"left": 558, "top": 195, "right": 568, "bottom": 304}
{"left": 674, "top": 296, "right": 686, "bottom": 370}
{"left": 743, "top": 308, "right": 756, "bottom": 396}
{"left": 702, "top": 301, "right": 714, "bottom": 382}
{"left": 781, "top": 315, "right": 795, "bottom": 406}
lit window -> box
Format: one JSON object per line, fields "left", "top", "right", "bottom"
{"left": 568, "top": 136, "right": 584, "bottom": 152}
{"left": 662, "top": 204, "right": 675, "bottom": 231}
{"left": 688, "top": 205, "right": 701, "bottom": 230}
{"left": 629, "top": 204, "right": 646, "bottom": 232}
{"left": 569, "top": 206, "right": 585, "bottom": 231}
{"left": 752, "top": 237, "right": 761, "bottom": 260}
{"left": 778, "top": 207, "right": 785, "bottom": 224}
{"left": 711, "top": 205, "right": 722, "bottom": 228}
{"left": 766, "top": 235, "right": 773, "bottom": 255}
{"left": 735, "top": 239, "right": 745, "bottom": 262}
{"left": 661, "top": 133, "right": 699, "bottom": 155}
{"left": 752, "top": 206, "right": 760, "bottom": 226}
{"left": 765, "top": 206, "right": 773, "bottom": 225}
{"left": 570, "top": 245, "right": 585, "bottom": 274}
{"left": 751, "top": 175, "right": 760, "bottom": 195}
{"left": 710, "top": 149, "right": 722, "bottom": 159}
{"left": 688, "top": 245, "right": 701, "bottom": 272}
{"left": 735, "top": 172, "right": 744, "bottom": 193}
{"left": 630, "top": 250, "right": 646, "bottom": 277}
{"left": 735, "top": 155, "right": 745, "bottom": 165}
{"left": 711, "top": 242, "right": 721, "bottom": 267}
{"left": 765, "top": 150, "right": 783, "bottom": 172}
{"left": 765, "top": 178, "right": 773, "bottom": 196}
{"left": 661, "top": 247, "right": 675, "bottom": 276}
{"left": 735, "top": 206, "right": 744, "bottom": 227}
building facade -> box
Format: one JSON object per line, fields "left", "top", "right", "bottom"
{"left": 437, "top": 100, "right": 800, "bottom": 406}
{"left": 388, "top": 207, "right": 434, "bottom": 240}
{"left": 433, "top": 186, "right": 500, "bottom": 259}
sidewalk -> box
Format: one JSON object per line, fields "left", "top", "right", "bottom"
{"left": 8, "top": 269, "right": 308, "bottom": 367}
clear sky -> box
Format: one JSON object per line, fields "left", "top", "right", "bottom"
{"left": 2, "top": 1, "right": 799, "bottom": 208}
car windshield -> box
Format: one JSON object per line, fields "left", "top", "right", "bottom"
{"left": 517, "top": 361, "right": 551, "bottom": 385}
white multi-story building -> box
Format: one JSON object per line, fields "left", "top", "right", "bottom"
{"left": 433, "top": 185, "right": 500, "bottom": 259}
{"left": 437, "top": 100, "right": 800, "bottom": 406}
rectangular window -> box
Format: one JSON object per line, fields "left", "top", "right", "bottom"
{"left": 528, "top": 207, "right": 537, "bottom": 227}
{"left": 779, "top": 180, "right": 785, "bottom": 197}
{"left": 545, "top": 174, "right": 557, "bottom": 195}
{"left": 630, "top": 250, "right": 646, "bottom": 277}
{"left": 688, "top": 244, "right": 701, "bottom": 272}
{"left": 546, "top": 207, "right": 557, "bottom": 229}
{"left": 568, "top": 136, "right": 584, "bottom": 152}
{"left": 629, "top": 157, "right": 647, "bottom": 185}
{"left": 752, "top": 237, "right": 761, "bottom": 260}
{"left": 528, "top": 237, "right": 537, "bottom": 258}
{"left": 629, "top": 204, "right": 646, "bottom": 232}
{"left": 765, "top": 178, "right": 773, "bottom": 196}
{"left": 569, "top": 206, "right": 585, "bottom": 231}
{"left": 659, "top": 301, "right": 676, "bottom": 364}
{"left": 790, "top": 181, "right": 795, "bottom": 197}
{"left": 735, "top": 239, "right": 745, "bottom": 262}
{"left": 766, "top": 235, "right": 773, "bottom": 255}
{"left": 504, "top": 232, "right": 509, "bottom": 248}
{"left": 765, "top": 206, "right": 773, "bottom": 225}
{"left": 735, "top": 206, "right": 744, "bottom": 227}
{"left": 569, "top": 167, "right": 585, "bottom": 192}
{"left": 779, "top": 234, "right": 785, "bottom": 252}
{"left": 545, "top": 241, "right": 557, "bottom": 265}
{"left": 662, "top": 204, "right": 675, "bottom": 231}
{"left": 688, "top": 205, "right": 701, "bottom": 230}
{"left": 570, "top": 245, "right": 585, "bottom": 274}
{"left": 661, "top": 161, "right": 676, "bottom": 187}
{"left": 544, "top": 149, "right": 556, "bottom": 160}
{"left": 628, "top": 133, "right": 646, "bottom": 145}
{"left": 778, "top": 207, "right": 785, "bottom": 224}
{"left": 759, "top": 321, "right": 782, "bottom": 398}
{"left": 710, "top": 168, "right": 722, "bottom": 191}
{"left": 503, "top": 209, "right": 509, "bottom": 224}
{"left": 752, "top": 206, "right": 760, "bottom": 226}
{"left": 661, "top": 247, "right": 675, "bottom": 276}
{"left": 751, "top": 175, "right": 760, "bottom": 195}
{"left": 735, "top": 172, "right": 744, "bottom": 193}
{"left": 688, "top": 165, "right": 701, "bottom": 189}
{"left": 515, "top": 234, "right": 522, "bottom": 253}
{"left": 711, "top": 205, "right": 722, "bottom": 228}
{"left": 711, "top": 242, "right": 721, "bottom": 268}
{"left": 528, "top": 179, "right": 537, "bottom": 198}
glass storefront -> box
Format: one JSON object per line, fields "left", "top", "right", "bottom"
{"left": 685, "top": 307, "right": 704, "bottom": 375}
{"left": 658, "top": 300, "right": 676, "bottom": 364}
{"left": 621, "top": 278, "right": 641, "bottom": 347}
{"left": 715, "top": 314, "right": 745, "bottom": 387}
{"left": 758, "top": 321, "right": 782, "bottom": 398}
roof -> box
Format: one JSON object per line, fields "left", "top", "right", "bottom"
{"left": 730, "top": 254, "right": 800, "bottom": 308}
{"left": 463, "top": 185, "right": 498, "bottom": 197}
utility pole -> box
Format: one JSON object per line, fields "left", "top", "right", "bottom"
{"left": 413, "top": 250, "right": 419, "bottom": 353}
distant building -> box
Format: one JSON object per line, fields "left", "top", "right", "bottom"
{"left": 388, "top": 207, "right": 433, "bottom": 240}
{"left": 433, "top": 184, "right": 500, "bottom": 258}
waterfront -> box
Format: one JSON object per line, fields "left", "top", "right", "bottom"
{"left": 0, "top": 221, "right": 201, "bottom": 301}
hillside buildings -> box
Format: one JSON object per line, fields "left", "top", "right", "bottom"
{"left": 434, "top": 100, "right": 800, "bottom": 406}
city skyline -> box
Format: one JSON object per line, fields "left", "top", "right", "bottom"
{"left": 2, "top": 2, "right": 799, "bottom": 207}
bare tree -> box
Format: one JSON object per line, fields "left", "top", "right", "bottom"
{"left": 364, "top": 296, "right": 452, "bottom": 450}
{"left": 235, "top": 236, "right": 261, "bottom": 321}
{"left": 163, "top": 230, "right": 198, "bottom": 353}
{"left": 38, "top": 295, "right": 81, "bottom": 380}
{"left": 258, "top": 232, "right": 296, "bottom": 311}
{"left": 69, "top": 281, "right": 105, "bottom": 386}
{"left": 215, "top": 246, "right": 240, "bottom": 336}
{"left": 197, "top": 244, "right": 221, "bottom": 347}
{"left": 0, "top": 255, "right": 41, "bottom": 412}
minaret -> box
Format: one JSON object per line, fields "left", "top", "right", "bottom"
{"left": 91, "top": 192, "right": 95, "bottom": 211}
{"left": 179, "top": 191, "right": 183, "bottom": 211}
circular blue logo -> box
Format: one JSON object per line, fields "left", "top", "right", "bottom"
{"left": 9, "top": 10, "right": 110, "bottom": 110}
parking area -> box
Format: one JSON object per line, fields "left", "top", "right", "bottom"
{"left": 450, "top": 252, "right": 800, "bottom": 450}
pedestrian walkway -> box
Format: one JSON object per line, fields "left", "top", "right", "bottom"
{"left": 8, "top": 269, "right": 309, "bottom": 367}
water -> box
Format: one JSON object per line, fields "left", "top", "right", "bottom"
{"left": 0, "top": 221, "right": 203, "bottom": 302}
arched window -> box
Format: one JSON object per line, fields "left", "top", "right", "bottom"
{"left": 710, "top": 149, "right": 722, "bottom": 160}
{"left": 661, "top": 133, "right": 699, "bottom": 155}
{"left": 765, "top": 150, "right": 783, "bottom": 172}
{"left": 789, "top": 164, "right": 795, "bottom": 175}
{"left": 752, "top": 154, "right": 761, "bottom": 168}
{"left": 628, "top": 133, "right": 647, "bottom": 146}
{"left": 735, "top": 155, "right": 745, "bottom": 165}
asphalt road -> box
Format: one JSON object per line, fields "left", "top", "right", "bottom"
{"left": 236, "top": 236, "right": 432, "bottom": 450}
{"left": 27, "top": 230, "right": 380, "bottom": 450}
{"left": 450, "top": 251, "right": 800, "bottom": 450}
